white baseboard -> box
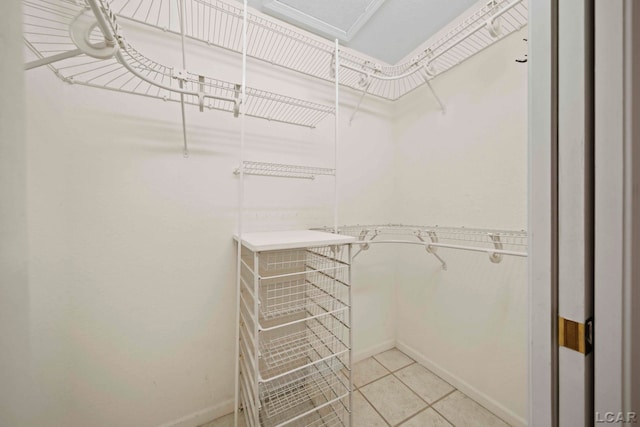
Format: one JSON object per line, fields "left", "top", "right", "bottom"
{"left": 396, "top": 341, "right": 527, "bottom": 427}
{"left": 353, "top": 339, "right": 396, "bottom": 363}
{"left": 158, "top": 340, "right": 396, "bottom": 427}
{"left": 158, "top": 398, "right": 235, "bottom": 427}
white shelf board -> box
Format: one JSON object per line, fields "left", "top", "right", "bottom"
{"left": 234, "top": 230, "right": 355, "bottom": 251}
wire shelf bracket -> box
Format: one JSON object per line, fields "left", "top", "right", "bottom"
{"left": 416, "top": 230, "right": 448, "bottom": 270}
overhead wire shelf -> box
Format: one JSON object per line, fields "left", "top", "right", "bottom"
{"left": 235, "top": 161, "right": 336, "bottom": 180}
{"left": 107, "top": 0, "right": 528, "bottom": 101}
{"left": 22, "top": 0, "right": 334, "bottom": 128}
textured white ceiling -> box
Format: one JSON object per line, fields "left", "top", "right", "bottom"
{"left": 247, "top": 0, "right": 479, "bottom": 64}
{"left": 276, "top": 0, "right": 377, "bottom": 32}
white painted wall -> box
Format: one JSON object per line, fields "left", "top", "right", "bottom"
{"left": 392, "top": 28, "right": 528, "bottom": 426}
{"left": 20, "top": 5, "right": 528, "bottom": 426}
{"left": 23, "top": 19, "right": 396, "bottom": 427}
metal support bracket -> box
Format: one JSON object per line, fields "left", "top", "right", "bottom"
{"left": 349, "top": 79, "right": 372, "bottom": 125}
{"left": 24, "top": 49, "right": 83, "bottom": 70}
{"left": 416, "top": 231, "right": 447, "bottom": 270}
{"left": 485, "top": 0, "right": 503, "bottom": 38}
{"left": 233, "top": 84, "right": 242, "bottom": 118}
{"left": 172, "top": 69, "right": 190, "bottom": 157}
{"left": 352, "top": 229, "right": 378, "bottom": 260}
{"left": 488, "top": 233, "right": 503, "bottom": 263}
{"left": 330, "top": 53, "right": 336, "bottom": 79}
{"left": 198, "top": 75, "right": 205, "bottom": 112}
{"left": 421, "top": 69, "right": 445, "bottom": 113}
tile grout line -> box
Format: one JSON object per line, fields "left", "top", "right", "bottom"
{"left": 427, "top": 389, "right": 459, "bottom": 426}
{"left": 392, "top": 406, "right": 432, "bottom": 426}
{"left": 356, "top": 357, "right": 418, "bottom": 427}
{"left": 389, "top": 385, "right": 458, "bottom": 426}
{"left": 356, "top": 389, "right": 393, "bottom": 427}
{"left": 363, "top": 353, "right": 436, "bottom": 426}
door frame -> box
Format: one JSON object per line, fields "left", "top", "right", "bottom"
{"left": 529, "top": 1, "right": 640, "bottom": 426}
{"left": 594, "top": 0, "right": 640, "bottom": 423}
{"left": 528, "top": 0, "right": 558, "bottom": 425}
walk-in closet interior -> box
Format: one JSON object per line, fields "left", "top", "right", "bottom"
{"left": 18, "top": 0, "right": 529, "bottom": 425}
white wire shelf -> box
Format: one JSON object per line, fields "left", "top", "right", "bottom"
{"left": 107, "top": 0, "right": 528, "bottom": 101}
{"left": 314, "top": 224, "right": 528, "bottom": 268}
{"left": 322, "top": 224, "right": 528, "bottom": 247}
{"left": 22, "top": 0, "right": 334, "bottom": 128}
{"left": 259, "top": 358, "right": 349, "bottom": 419}
{"left": 234, "top": 161, "right": 336, "bottom": 180}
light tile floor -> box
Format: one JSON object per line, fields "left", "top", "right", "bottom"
{"left": 201, "top": 348, "right": 511, "bottom": 427}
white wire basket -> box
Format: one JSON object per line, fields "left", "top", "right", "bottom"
{"left": 259, "top": 313, "right": 350, "bottom": 380}
{"left": 259, "top": 357, "right": 349, "bottom": 420}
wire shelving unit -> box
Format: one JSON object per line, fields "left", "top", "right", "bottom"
{"left": 22, "top": 0, "right": 334, "bottom": 128}
{"left": 236, "top": 239, "right": 354, "bottom": 427}
{"left": 106, "top": 0, "right": 529, "bottom": 101}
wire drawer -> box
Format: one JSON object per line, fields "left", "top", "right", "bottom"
{"left": 260, "top": 358, "right": 349, "bottom": 419}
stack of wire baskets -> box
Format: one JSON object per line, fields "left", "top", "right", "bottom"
{"left": 238, "top": 244, "right": 352, "bottom": 426}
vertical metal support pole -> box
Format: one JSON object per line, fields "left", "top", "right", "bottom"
{"left": 347, "top": 243, "right": 353, "bottom": 426}
{"left": 234, "top": 2, "right": 248, "bottom": 427}
{"left": 178, "top": 0, "right": 189, "bottom": 157}
{"left": 252, "top": 251, "right": 260, "bottom": 425}
{"left": 334, "top": 39, "right": 339, "bottom": 234}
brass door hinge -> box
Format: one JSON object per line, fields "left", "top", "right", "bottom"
{"left": 559, "top": 316, "right": 593, "bottom": 354}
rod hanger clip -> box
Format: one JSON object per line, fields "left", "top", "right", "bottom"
{"left": 197, "top": 75, "right": 205, "bottom": 112}
{"left": 488, "top": 233, "right": 503, "bottom": 263}
{"left": 233, "top": 84, "right": 242, "bottom": 117}
{"left": 485, "top": 0, "right": 502, "bottom": 38}
{"left": 330, "top": 53, "right": 336, "bottom": 79}
{"left": 416, "top": 230, "right": 447, "bottom": 270}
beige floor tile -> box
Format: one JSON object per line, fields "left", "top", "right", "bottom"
{"left": 199, "top": 412, "right": 247, "bottom": 427}
{"left": 353, "top": 391, "right": 388, "bottom": 427}
{"left": 400, "top": 408, "right": 453, "bottom": 427}
{"left": 352, "top": 357, "right": 389, "bottom": 388}
{"left": 394, "top": 363, "right": 455, "bottom": 404}
{"left": 360, "top": 375, "right": 427, "bottom": 426}
{"left": 373, "top": 348, "right": 414, "bottom": 372}
{"left": 432, "top": 391, "right": 511, "bottom": 427}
